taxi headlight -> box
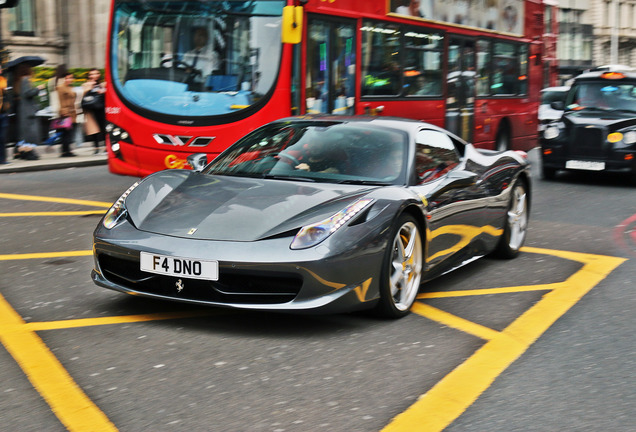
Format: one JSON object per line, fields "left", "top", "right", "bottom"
{"left": 103, "top": 181, "right": 140, "bottom": 229}
{"left": 290, "top": 199, "right": 374, "bottom": 250}
{"left": 543, "top": 125, "right": 560, "bottom": 140}
{"left": 623, "top": 131, "right": 636, "bottom": 145}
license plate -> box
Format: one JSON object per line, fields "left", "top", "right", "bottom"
{"left": 140, "top": 252, "right": 218, "bottom": 281}
{"left": 565, "top": 160, "right": 605, "bottom": 171}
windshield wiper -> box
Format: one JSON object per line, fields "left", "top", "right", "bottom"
{"left": 262, "top": 174, "right": 316, "bottom": 182}
{"left": 337, "top": 179, "right": 393, "bottom": 186}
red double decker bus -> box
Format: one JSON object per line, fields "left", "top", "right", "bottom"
{"left": 105, "top": 0, "right": 548, "bottom": 177}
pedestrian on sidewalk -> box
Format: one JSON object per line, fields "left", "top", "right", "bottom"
{"left": 81, "top": 68, "right": 106, "bottom": 155}
{"left": 56, "top": 72, "right": 78, "bottom": 157}
{"left": 14, "top": 63, "right": 45, "bottom": 160}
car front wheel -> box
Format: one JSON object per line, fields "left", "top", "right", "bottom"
{"left": 375, "top": 214, "right": 423, "bottom": 319}
{"left": 494, "top": 180, "right": 529, "bottom": 258}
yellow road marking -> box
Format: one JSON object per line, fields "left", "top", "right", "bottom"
{"left": 0, "top": 211, "right": 106, "bottom": 217}
{"left": 20, "top": 310, "right": 219, "bottom": 333}
{"left": 411, "top": 303, "right": 501, "bottom": 341}
{"left": 0, "top": 192, "right": 112, "bottom": 208}
{"left": 0, "top": 251, "right": 93, "bottom": 261}
{"left": 0, "top": 293, "right": 118, "bottom": 432}
{"left": 382, "top": 247, "right": 626, "bottom": 432}
{"left": 418, "top": 284, "right": 555, "bottom": 299}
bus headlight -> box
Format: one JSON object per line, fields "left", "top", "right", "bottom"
{"left": 543, "top": 125, "right": 561, "bottom": 140}
{"left": 106, "top": 122, "right": 133, "bottom": 144}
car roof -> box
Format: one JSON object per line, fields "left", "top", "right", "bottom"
{"left": 274, "top": 115, "right": 448, "bottom": 134}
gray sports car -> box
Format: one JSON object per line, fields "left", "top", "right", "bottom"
{"left": 92, "top": 116, "right": 531, "bottom": 318}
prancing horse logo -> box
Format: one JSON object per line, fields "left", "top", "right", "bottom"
{"left": 176, "top": 279, "right": 184, "bottom": 292}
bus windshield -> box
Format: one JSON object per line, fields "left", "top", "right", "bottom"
{"left": 111, "top": 0, "right": 285, "bottom": 118}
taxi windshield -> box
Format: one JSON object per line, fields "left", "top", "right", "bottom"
{"left": 111, "top": 0, "right": 284, "bottom": 120}
{"left": 566, "top": 81, "right": 636, "bottom": 112}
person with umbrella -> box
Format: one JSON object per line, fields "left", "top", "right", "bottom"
{"left": 9, "top": 56, "right": 46, "bottom": 160}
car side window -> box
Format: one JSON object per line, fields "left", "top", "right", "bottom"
{"left": 415, "top": 130, "right": 460, "bottom": 184}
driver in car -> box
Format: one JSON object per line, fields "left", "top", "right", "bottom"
{"left": 293, "top": 137, "right": 348, "bottom": 174}
{"left": 182, "top": 27, "right": 219, "bottom": 82}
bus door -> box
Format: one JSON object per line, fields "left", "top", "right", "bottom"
{"left": 446, "top": 37, "right": 476, "bottom": 142}
{"left": 304, "top": 17, "right": 356, "bottom": 115}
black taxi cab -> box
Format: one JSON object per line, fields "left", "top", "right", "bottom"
{"left": 540, "top": 71, "right": 636, "bottom": 183}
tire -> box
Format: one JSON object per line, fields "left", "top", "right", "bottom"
{"left": 374, "top": 214, "right": 423, "bottom": 319}
{"left": 493, "top": 180, "right": 529, "bottom": 259}
{"left": 495, "top": 126, "right": 510, "bottom": 152}
{"left": 541, "top": 165, "right": 556, "bottom": 180}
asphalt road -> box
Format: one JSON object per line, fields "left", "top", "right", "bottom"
{"left": 0, "top": 151, "right": 634, "bottom": 431}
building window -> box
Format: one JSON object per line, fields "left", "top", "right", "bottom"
{"left": 7, "top": 0, "right": 35, "bottom": 36}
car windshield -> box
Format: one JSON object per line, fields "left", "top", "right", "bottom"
{"left": 541, "top": 89, "right": 567, "bottom": 105}
{"left": 203, "top": 122, "right": 409, "bottom": 185}
{"left": 565, "top": 80, "right": 636, "bottom": 112}
{"left": 111, "top": 0, "right": 284, "bottom": 119}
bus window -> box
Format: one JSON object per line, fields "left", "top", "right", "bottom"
{"left": 476, "top": 39, "right": 491, "bottom": 96}
{"left": 361, "top": 21, "right": 402, "bottom": 96}
{"left": 404, "top": 28, "right": 443, "bottom": 97}
{"left": 492, "top": 42, "right": 518, "bottom": 95}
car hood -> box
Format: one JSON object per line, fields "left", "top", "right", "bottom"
{"left": 564, "top": 110, "right": 636, "bottom": 130}
{"left": 125, "top": 170, "right": 376, "bottom": 241}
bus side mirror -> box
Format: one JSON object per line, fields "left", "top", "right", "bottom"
{"left": 281, "top": 6, "right": 303, "bottom": 44}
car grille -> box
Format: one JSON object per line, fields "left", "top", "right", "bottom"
{"left": 569, "top": 126, "right": 605, "bottom": 158}
{"left": 97, "top": 254, "right": 302, "bottom": 304}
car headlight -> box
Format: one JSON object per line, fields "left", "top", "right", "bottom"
{"left": 290, "top": 198, "right": 374, "bottom": 250}
{"left": 102, "top": 181, "right": 140, "bottom": 229}
{"left": 543, "top": 125, "right": 560, "bottom": 140}
{"left": 623, "top": 131, "right": 636, "bottom": 145}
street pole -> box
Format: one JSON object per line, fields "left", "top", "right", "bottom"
{"left": 610, "top": 0, "right": 619, "bottom": 64}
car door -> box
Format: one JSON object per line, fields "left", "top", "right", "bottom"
{"left": 410, "top": 129, "right": 486, "bottom": 270}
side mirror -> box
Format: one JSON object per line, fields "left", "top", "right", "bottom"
{"left": 281, "top": 5, "right": 303, "bottom": 44}
{"left": 550, "top": 101, "right": 565, "bottom": 111}
{"left": 187, "top": 153, "right": 208, "bottom": 172}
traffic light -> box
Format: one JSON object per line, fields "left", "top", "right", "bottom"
{"left": 0, "top": 0, "right": 19, "bottom": 9}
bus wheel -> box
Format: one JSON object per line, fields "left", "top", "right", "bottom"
{"left": 495, "top": 126, "right": 510, "bottom": 152}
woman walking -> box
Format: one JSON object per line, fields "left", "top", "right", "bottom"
{"left": 82, "top": 68, "right": 106, "bottom": 154}
{"left": 56, "top": 72, "right": 78, "bottom": 157}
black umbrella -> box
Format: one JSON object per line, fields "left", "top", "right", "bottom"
{"left": 5, "top": 55, "right": 46, "bottom": 70}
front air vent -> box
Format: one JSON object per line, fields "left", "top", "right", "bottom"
{"left": 152, "top": 134, "right": 216, "bottom": 147}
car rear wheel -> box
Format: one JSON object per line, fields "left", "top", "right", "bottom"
{"left": 374, "top": 214, "right": 423, "bottom": 319}
{"left": 493, "top": 180, "right": 528, "bottom": 258}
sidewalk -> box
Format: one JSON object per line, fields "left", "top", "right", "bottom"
{"left": 0, "top": 143, "right": 107, "bottom": 174}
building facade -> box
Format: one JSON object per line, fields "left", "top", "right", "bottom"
{"left": 0, "top": 0, "right": 110, "bottom": 68}
{"left": 592, "top": 0, "right": 636, "bottom": 67}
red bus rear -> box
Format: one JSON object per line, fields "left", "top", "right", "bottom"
{"left": 105, "top": 0, "right": 548, "bottom": 177}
